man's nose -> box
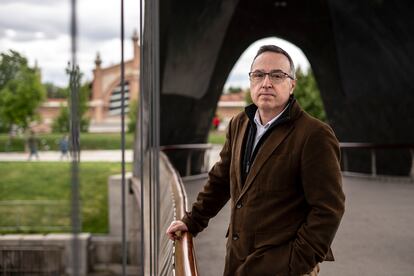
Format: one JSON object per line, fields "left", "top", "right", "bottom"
{"left": 261, "top": 74, "right": 273, "bottom": 87}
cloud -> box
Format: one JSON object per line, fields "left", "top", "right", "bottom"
{"left": 0, "top": 0, "right": 140, "bottom": 86}
{"left": 0, "top": 2, "right": 308, "bottom": 90}
{"left": 0, "top": 0, "right": 140, "bottom": 43}
{"left": 0, "top": 2, "right": 68, "bottom": 41}
{"left": 1, "top": 0, "right": 64, "bottom": 5}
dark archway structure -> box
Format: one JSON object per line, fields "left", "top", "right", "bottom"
{"left": 155, "top": 0, "right": 414, "bottom": 175}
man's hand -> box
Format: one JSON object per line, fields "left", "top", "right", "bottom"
{"left": 166, "top": 220, "right": 189, "bottom": 241}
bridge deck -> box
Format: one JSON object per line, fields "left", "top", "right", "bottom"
{"left": 183, "top": 176, "right": 414, "bottom": 276}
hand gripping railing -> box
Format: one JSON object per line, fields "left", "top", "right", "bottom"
{"left": 340, "top": 143, "right": 414, "bottom": 177}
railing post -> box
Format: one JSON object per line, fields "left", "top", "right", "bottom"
{"left": 343, "top": 149, "right": 348, "bottom": 172}
{"left": 410, "top": 149, "right": 414, "bottom": 179}
{"left": 371, "top": 149, "right": 377, "bottom": 177}
{"left": 203, "top": 149, "right": 210, "bottom": 172}
{"left": 186, "top": 151, "right": 193, "bottom": 177}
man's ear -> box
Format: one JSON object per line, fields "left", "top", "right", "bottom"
{"left": 290, "top": 80, "right": 296, "bottom": 95}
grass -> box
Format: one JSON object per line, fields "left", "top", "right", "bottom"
{"left": 0, "top": 162, "right": 132, "bottom": 234}
{"left": 208, "top": 131, "right": 226, "bottom": 145}
{"left": 0, "top": 133, "right": 134, "bottom": 152}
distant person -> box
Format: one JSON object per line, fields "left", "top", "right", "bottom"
{"left": 212, "top": 115, "right": 221, "bottom": 130}
{"left": 59, "top": 135, "right": 70, "bottom": 160}
{"left": 27, "top": 131, "right": 39, "bottom": 161}
{"left": 167, "top": 45, "right": 345, "bottom": 275}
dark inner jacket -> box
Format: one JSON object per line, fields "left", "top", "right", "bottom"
{"left": 241, "top": 96, "right": 295, "bottom": 185}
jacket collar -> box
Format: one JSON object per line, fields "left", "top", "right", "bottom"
{"left": 235, "top": 96, "right": 303, "bottom": 199}
{"left": 244, "top": 95, "right": 299, "bottom": 126}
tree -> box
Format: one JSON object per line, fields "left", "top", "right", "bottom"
{"left": 227, "top": 86, "right": 243, "bottom": 94}
{"left": 294, "top": 67, "right": 326, "bottom": 122}
{"left": 52, "top": 103, "right": 70, "bottom": 133}
{"left": 44, "top": 82, "right": 67, "bottom": 99}
{"left": 0, "top": 50, "right": 45, "bottom": 132}
{"left": 128, "top": 99, "right": 138, "bottom": 133}
{"left": 244, "top": 89, "right": 252, "bottom": 105}
{"left": 52, "top": 66, "right": 90, "bottom": 133}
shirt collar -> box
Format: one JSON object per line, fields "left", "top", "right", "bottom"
{"left": 253, "top": 104, "right": 290, "bottom": 129}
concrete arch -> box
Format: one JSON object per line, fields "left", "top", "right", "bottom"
{"left": 156, "top": 0, "right": 413, "bottom": 175}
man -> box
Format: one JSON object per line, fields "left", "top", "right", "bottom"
{"left": 27, "top": 130, "right": 39, "bottom": 161}
{"left": 166, "top": 45, "right": 345, "bottom": 276}
{"left": 59, "top": 134, "right": 70, "bottom": 160}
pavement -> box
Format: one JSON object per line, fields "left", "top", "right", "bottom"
{"left": 183, "top": 176, "right": 414, "bottom": 276}
{"left": 0, "top": 150, "right": 133, "bottom": 162}
{"left": 0, "top": 145, "right": 222, "bottom": 163}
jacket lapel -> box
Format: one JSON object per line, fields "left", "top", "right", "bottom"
{"left": 234, "top": 118, "right": 249, "bottom": 192}
{"left": 237, "top": 122, "right": 295, "bottom": 201}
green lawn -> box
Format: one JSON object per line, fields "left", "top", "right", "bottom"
{"left": 208, "top": 131, "right": 226, "bottom": 145}
{"left": 0, "top": 162, "right": 132, "bottom": 234}
{"left": 0, "top": 133, "right": 134, "bottom": 152}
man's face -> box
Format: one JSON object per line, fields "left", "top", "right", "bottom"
{"left": 250, "top": 52, "right": 296, "bottom": 115}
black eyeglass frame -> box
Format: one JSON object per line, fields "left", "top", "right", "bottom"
{"left": 248, "top": 70, "right": 296, "bottom": 82}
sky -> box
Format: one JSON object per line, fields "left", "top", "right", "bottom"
{"left": 0, "top": 0, "right": 309, "bottom": 89}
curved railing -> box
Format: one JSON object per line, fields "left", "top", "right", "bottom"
{"left": 160, "top": 147, "right": 205, "bottom": 276}
{"left": 340, "top": 143, "right": 414, "bottom": 177}
{"left": 161, "top": 152, "right": 198, "bottom": 276}
{"left": 158, "top": 144, "right": 212, "bottom": 275}
{"left": 131, "top": 144, "right": 211, "bottom": 275}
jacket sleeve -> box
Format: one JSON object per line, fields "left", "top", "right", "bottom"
{"left": 181, "top": 118, "right": 233, "bottom": 236}
{"left": 289, "top": 124, "right": 345, "bottom": 275}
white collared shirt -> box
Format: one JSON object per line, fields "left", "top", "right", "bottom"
{"left": 252, "top": 105, "right": 289, "bottom": 151}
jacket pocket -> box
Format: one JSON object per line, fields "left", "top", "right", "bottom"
{"left": 289, "top": 238, "right": 318, "bottom": 275}
{"left": 245, "top": 231, "right": 295, "bottom": 276}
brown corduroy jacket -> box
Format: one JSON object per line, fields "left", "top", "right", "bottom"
{"left": 182, "top": 100, "right": 345, "bottom": 276}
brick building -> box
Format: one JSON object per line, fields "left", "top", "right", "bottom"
{"left": 215, "top": 91, "right": 247, "bottom": 131}
{"left": 34, "top": 31, "right": 140, "bottom": 133}
{"left": 34, "top": 32, "right": 247, "bottom": 133}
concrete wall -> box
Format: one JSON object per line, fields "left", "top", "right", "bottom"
{"left": 0, "top": 233, "right": 91, "bottom": 275}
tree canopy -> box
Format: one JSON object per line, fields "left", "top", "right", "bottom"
{"left": 294, "top": 67, "right": 326, "bottom": 122}
{"left": 52, "top": 65, "right": 90, "bottom": 133}
{"left": 0, "top": 50, "right": 45, "bottom": 132}
{"left": 226, "top": 86, "right": 243, "bottom": 94}
{"left": 44, "top": 82, "right": 68, "bottom": 99}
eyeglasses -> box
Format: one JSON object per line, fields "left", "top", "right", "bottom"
{"left": 248, "top": 70, "right": 295, "bottom": 84}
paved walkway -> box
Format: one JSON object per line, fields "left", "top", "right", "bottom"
{"left": 183, "top": 176, "right": 414, "bottom": 276}
{"left": 0, "top": 145, "right": 223, "bottom": 163}
{"left": 0, "top": 150, "right": 133, "bottom": 162}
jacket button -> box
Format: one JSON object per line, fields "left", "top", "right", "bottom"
{"left": 236, "top": 203, "right": 242, "bottom": 209}
{"left": 232, "top": 234, "right": 239, "bottom": 241}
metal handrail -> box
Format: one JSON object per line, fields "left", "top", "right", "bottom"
{"left": 160, "top": 144, "right": 213, "bottom": 151}
{"left": 340, "top": 143, "right": 414, "bottom": 149}
{"left": 339, "top": 142, "right": 414, "bottom": 177}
